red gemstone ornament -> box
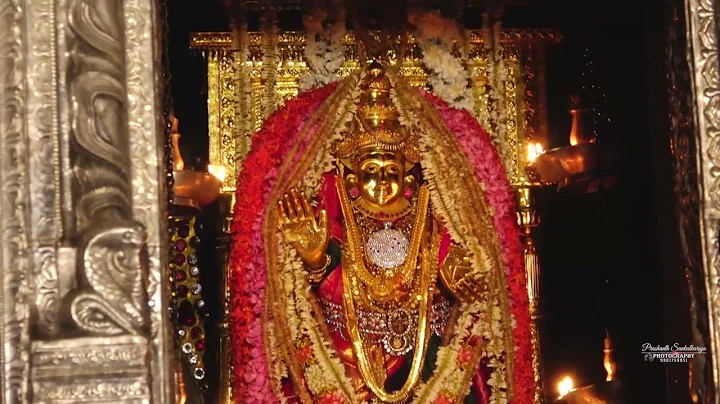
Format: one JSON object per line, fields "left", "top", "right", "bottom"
{"left": 176, "top": 239, "right": 187, "bottom": 252}
{"left": 348, "top": 187, "right": 360, "bottom": 199}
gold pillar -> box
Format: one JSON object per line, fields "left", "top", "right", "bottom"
{"left": 515, "top": 182, "right": 547, "bottom": 403}
{"left": 217, "top": 193, "right": 236, "bottom": 404}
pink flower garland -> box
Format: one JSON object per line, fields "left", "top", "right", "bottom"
{"left": 420, "top": 89, "right": 533, "bottom": 403}
{"left": 229, "top": 83, "right": 339, "bottom": 402}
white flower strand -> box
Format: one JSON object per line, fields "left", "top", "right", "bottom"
{"left": 299, "top": 3, "right": 347, "bottom": 92}
{"left": 481, "top": 19, "right": 512, "bottom": 172}
{"left": 388, "top": 80, "right": 508, "bottom": 403}
{"left": 411, "top": 11, "right": 475, "bottom": 113}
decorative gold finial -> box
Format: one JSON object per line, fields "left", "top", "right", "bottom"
{"left": 335, "top": 62, "right": 421, "bottom": 167}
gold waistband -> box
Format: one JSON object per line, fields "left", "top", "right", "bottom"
{"left": 319, "top": 298, "right": 451, "bottom": 356}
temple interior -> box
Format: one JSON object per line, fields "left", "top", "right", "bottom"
{"left": 163, "top": 0, "right": 687, "bottom": 403}
{"left": 4, "top": 0, "right": 720, "bottom": 402}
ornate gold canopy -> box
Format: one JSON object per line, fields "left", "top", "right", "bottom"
{"left": 190, "top": 29, "right": 560, "bottom": 191}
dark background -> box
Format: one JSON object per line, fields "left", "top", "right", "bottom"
{"left": 166, "top": 0, "right": 682, "bottom": 402}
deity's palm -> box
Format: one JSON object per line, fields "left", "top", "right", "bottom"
{"left": 279, "top": 189, "right": 330, "bottom": 267}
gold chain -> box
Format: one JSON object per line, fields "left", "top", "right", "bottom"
{"left": 337, "top": 179, "right": 440, "bottom": 403}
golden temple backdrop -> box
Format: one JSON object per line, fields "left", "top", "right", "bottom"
{"left": 190, "top": 30, "right": 560, "bottom": 192}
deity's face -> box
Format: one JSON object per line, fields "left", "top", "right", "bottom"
{"left": 351, "top": 148, "right": 406, "bottom": 207}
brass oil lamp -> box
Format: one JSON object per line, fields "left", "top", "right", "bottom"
{"left": 531, "top": 94, "right": 615, "bottom": 192}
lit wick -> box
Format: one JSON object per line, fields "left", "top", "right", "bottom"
{"left": 557, "top": 375, "right": 575, "bottom": 399}
{"left": 527, "top": 142, "right": 544, "bottom": 165}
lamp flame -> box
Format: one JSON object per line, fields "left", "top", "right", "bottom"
{"left": 557, "top": 376, "right": 575, "bottom": 398}
{"left": 604, "top": 330, "right": 616, "bottom": 382}
{"left": 171, "top": 133, "right": 184, "bottom": 171}
{"left": 527, "top": 142, "right": 544, "bottom": 164}
{"left": 569, "top": 132, "right": 579, "bottom": 147}
{"left": 208, "top": 165, "right": 226, "bottom": 183}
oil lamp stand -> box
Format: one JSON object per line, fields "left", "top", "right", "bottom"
{"left": 514, "top": 180, "right": 549, "bottom": 404}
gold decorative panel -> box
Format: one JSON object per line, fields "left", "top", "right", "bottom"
{"left": 207, "top": 52, "right": 240, "bottom": 191}
{"left": 194, "top": 30, "right": 560, "bottom": 191}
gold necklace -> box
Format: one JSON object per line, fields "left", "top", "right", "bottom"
{"left": 341, "top": 182, "right": 430, "bottom": 304}
{"left": 337, "top": 180, "right": 440, "bottom": 403}
{"left": 352, "top": 197, "right": 414, "bottom": 221}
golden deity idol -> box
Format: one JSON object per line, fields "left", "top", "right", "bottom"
{"left": 229, "top": 63, "right": 533, "bottom": 403}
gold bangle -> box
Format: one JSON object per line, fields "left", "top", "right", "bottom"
{"left": 307, "top": 254, "right": 332, "bottom": 283}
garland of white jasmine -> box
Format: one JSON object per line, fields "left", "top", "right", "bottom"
{"left": 411, "top": 12, "right": 512, "bottom": 172}
{"left": 411, "top": 11, "right": 475, "bottom": 113}
{"left": 298, "top": 9, "right": 510, "bottom": 170}
{"left": 299, "top": 1, "right": 347, "bottom": 91}
{"left": 482, "top": 19, "right": 512, "bottom": 173}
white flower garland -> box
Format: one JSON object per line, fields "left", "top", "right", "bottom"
{"left": 299, "top": 2, "right": 347, "bottom": 92}
{"left": 411, "top": 11, "right": 475, "bottom": 113}
{"left": 273, "top": 75, "right": 363, "bottom": 401}
{"left": 482, "top": 20, "right": 511, "bottom": 171}
{"left": 388, "top": 81, "right": 509, "bottom": 403}
{"left": 411, "top": 12, "right": 512, "bottom": 175}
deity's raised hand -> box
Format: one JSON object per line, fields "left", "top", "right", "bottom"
{"left": 278, "top": 188, "right": 330, "bottom": 269}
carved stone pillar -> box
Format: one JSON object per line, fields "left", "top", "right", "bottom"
{"left": 0, "top": 0, "right": 173, "bottom": 403}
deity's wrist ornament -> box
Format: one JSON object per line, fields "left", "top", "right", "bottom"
{"left": 306, "top": 253, "right": 332, "bottom": 284}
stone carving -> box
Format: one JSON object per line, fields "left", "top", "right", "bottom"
{"left": 31, "top": 336, "right": 151, "bottom": 403}
{"left": 27, "top": 0, "right": 61, "bottom": 339}
{"left": 67, "top": 0, "right": 133, "bottom": 235}
{"left": 33, "top": 247, "right": 60, "bottom": 337}
{"left": 123, "top": 0, "right": 175, "bottom": 398}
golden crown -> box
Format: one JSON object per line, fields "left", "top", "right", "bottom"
{"left": 335, "top": 62, "right": 421, "bottom": 167}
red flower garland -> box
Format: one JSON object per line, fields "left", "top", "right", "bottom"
{"left": 228, "top": 83, "right": 339, "bottom": 401}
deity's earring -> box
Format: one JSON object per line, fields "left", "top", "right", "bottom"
{"left": 403, "top": 175, "right": 416, "bottom": 199}
{"left": 346, "top": 174, "right": 361, "bottom": 199}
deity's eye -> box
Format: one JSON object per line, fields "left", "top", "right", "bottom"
{"left": 386, "top": 165, "right": 399, "bottom": 175}
{"left": 364, "top": 164, "right": 379, "bottom": 174}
